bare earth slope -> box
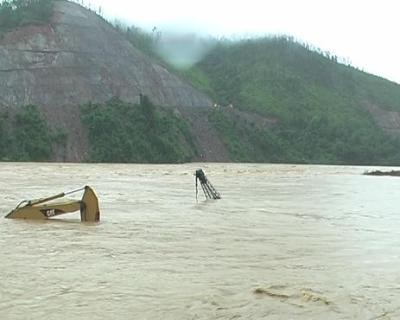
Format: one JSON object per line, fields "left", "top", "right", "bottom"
{"left": 0, "top": 1, "right": 227, "bottom": 161}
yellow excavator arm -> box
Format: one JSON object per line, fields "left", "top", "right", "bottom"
{"left": 5, "top": 186, "right": 100, "bottom": 222}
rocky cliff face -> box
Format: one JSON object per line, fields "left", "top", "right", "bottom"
{"left": 0, "top": 1, "right": 217, "bottom": 161}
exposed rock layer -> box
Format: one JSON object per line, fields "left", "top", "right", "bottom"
{"left": 0, "top": 1, "right": 216, "bottom": 161}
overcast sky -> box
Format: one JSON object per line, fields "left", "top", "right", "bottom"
{"left": 84, "top": 0, "right": 400, "bottom": 84}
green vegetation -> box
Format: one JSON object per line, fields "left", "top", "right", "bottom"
{"left": 0, "top": 0, "right": 54, "bottom": 37}
{"left": 178, "top": 68, "right": 215, "bottom": 98}
{"left": 108, "top": 20, "right": 164, "bottom": 63}
{"left": 123, "top": 26, "right": 160, "bottom": 60}
{"left": 188, "top": 37, "right": 400, "bottom": 165}
{"left": 2, "top": 0, "right": 400, "bottom": 165}
{"left": 12, "top": 104, "right": 53, "bottom": 160}
{"left": 81, "top": 97, "right": 197, "bottom": 163}
{"left": 0, "top": 105, "right": 66, "bottom": 161}
{"left": 0, "top": 112, "right": 9, "bottom": 158}
{"left": 209, "top": 108, "right": 297, "bottom": 163}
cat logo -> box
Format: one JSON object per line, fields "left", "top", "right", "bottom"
{"left": 42, "top": 209, "right": 57, "bottom": 218}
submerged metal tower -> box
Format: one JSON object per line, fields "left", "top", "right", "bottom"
{"left": 195, "top": 169, "right": 221, "bottom": 200}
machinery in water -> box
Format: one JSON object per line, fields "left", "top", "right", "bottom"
{"left": 195, "top": 169, "right": 221, "bottom": 200}
{"left": 5, "top": 186, "right": 100, "bottom": 222}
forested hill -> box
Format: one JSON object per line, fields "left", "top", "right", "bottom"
{"left": 2, "top": 0, "right": 400, "bottom": 165}
{"left": 184, "top": 38, "right": 400, "bottom": 164}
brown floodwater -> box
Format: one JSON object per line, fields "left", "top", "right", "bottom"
{"left": 1, "top": 162, "right": 400, "bottom": 319}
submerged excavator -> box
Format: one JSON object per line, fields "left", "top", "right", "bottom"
{"left": 5, "top": 170, "right": 220, "bottom": 221}
{"left": 5, "top": 186, "right": 100, "bottom": 222}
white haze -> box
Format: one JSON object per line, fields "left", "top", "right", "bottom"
{"left": 154, "top": 33, "right": 216, "bottom": 69}
{"left": 82, "top": 0, "right": 400, "bottom": 83}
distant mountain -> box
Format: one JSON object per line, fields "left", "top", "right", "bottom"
{"left": 185, "top": 38, "right": 400, "bottom": 164}
{"left": 2, "top": 0, "right": 400, "bottom": 165}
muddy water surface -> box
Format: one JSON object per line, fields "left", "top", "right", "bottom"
{"left": 1, "top": 163, "right": 400, "bottom": 319}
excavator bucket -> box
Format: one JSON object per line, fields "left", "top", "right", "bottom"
{"left": 5, "top": 186, "right": 100, "bottom": 222}
{"left": 80, "top": 186, "right": 100, "bottom": 222}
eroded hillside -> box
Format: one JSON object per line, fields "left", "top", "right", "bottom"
{"left": 0, "top": 0, "right": 223, "bottom": 161}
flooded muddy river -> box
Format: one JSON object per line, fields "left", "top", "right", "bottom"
{"left": 1, "top": 163, "right": 400, "bottom": 319}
